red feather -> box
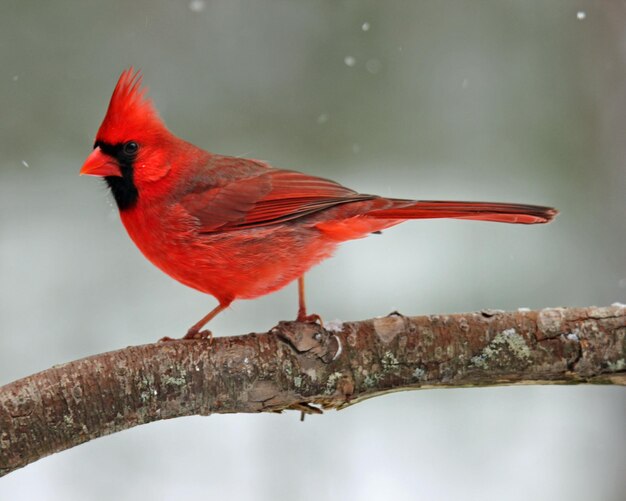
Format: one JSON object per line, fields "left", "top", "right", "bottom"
{"left": 179, "top": 162, "right": 375, "bottom": 232}
{"left": 365, "top": 200, "right": 556, "bottom": 224}
{"left": 96, "top": 68, "right": 167, "bottom": 145}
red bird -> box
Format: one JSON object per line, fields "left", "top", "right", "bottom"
{"left": 81, "top": 69, "right": 557, "bottom": 339}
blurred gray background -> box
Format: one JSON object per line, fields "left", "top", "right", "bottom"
{"left": 1, "top": 1, "right": 625, "bottom": 500}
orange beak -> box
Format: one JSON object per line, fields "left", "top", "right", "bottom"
{"left": 80, "top": 146, "right": 122, "bottom": 177}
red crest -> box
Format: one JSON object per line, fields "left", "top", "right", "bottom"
{"left": 96, "top": 68, "right": 166, "bottom": 144}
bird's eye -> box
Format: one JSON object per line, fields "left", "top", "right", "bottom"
{"left": 123, "top": 141, "right": 139, "bottom": 156}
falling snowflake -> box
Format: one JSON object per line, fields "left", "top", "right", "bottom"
{"left": 189, "top": 0, "right": 205, "bottom": 13}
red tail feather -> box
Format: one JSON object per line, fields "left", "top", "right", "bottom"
{"left": 367, "top": 200, "right": 557, "bottom": 224}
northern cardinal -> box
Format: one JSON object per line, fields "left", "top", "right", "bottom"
{"left": 81, "top": 69, "right": 557, "bottom": 339}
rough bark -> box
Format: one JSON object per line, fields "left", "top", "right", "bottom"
{"left": 1, "top": 305, "right": 625, "bottom": 476}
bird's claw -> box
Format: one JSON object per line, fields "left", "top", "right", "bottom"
{"left": 157, "top": 329, "right": 213, "bottom": 343}
{"left": 296, "top": 313, "right": 324, "bottom": 327}
{"left": 183, "top": 328, "right": 213, "bottom": 342}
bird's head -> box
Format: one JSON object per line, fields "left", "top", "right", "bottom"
{"left": 80, "top": 68, "right": 174, "bottom": 210}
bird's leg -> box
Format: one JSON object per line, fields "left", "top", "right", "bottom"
{"left": 184, "top": 303, "right": 228, "bottom": 340}
{"left": 297, "top": 275, "right": 308, "bottom": 320}
{"left": 296, "top": 276, "right": 323, "bottom": 325}
{"left": 160, "top": 303, "right": 227, "bottom": 342}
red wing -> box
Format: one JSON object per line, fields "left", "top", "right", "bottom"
{"left": 180, "top": 165, "right": 372, "bottom": 233}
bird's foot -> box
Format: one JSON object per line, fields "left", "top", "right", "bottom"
{"left": 157, "top": 329, "right": 213, "bottom": 343}
{"left": 183, "top": 328, "right": 213, "bottom": 342}
{"left": 296, "top": 312, "right": 324, "bottom": 327}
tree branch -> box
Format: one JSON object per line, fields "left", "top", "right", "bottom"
{"left": 1, "top": 305, "right": 624, "bottom": 476}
